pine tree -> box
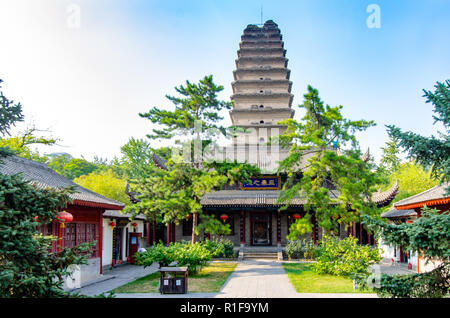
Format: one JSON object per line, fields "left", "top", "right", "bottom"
{"left": 276, "top": 85, "right": 380, "bottom": 236}
{"left": 387, "top": 80, "right": 450, "bottom": 194}
{"left": 128, "top": 75, "right": 259, "bottom": 243}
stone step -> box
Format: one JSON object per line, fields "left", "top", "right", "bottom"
{"left": 244, "top": 252, "right": 278, "bottom": 259}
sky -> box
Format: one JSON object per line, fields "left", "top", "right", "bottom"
{"left": 0, "top": 0, "right": 449, "bottom": 163}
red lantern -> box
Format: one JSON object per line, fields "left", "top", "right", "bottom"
{"left": 56, "top": 211, "right": 73, "bottom": 228}
{"left": 132, "top": 222, "right": 138, "bottom": 229}
{"left": 186, "top": 214, "right": 192, "bottom": 221}
{"left": 109, "top": 221, "right": 116, "bottom": 229}
{"left": 406, "top": 220, "right": 413, "bottom": 224}
{"left": 220, "top": 214, "right": 229, "bottom": 222}
{"left": 292, "top": 213, "right": 301, "bottom": 220}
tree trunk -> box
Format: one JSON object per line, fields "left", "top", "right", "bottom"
{"left": 191, "top": 212, "right": 198, "bottom": 244}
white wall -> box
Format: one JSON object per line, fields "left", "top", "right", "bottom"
{"left": 378, "top": 238, "right": 442, "bottom": 273}
{"left": 102, "top": 218, "right": 113, "bottom": 267}
{"left": 102, "top": 219, "right": 145, "bottom": 266}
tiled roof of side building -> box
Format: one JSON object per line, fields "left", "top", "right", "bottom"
{"left": 381, "top": 208, "right": 417, "bottom": 218}
{"left": 103, "top": 209, "right": 146, "bottom": 220}
{"left": 393, "top": 182, "right": 450, "bottom": 208}
{"left": 0, "top": 155, "right": 124, "bottom": 210}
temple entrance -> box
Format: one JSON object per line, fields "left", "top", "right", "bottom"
{"left": 251, "top": 214, "right": 271, "bottom": 246}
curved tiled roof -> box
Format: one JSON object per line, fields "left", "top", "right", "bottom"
{"left": 0, "top": 155, "right": 124, "bottom": 210}
{"left": 393, "top": 182, "right": 450, "bottom": 209}
{"left": 201, "top": 182, "right": 398, "bottom": 208}
{"left": 371, "top": 180, "right": 399, "bottom": 207}
{"left": 381, "top": 208, "right": 417, "bottom": 218}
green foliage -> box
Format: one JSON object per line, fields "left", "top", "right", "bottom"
{"left": 117, "top": 137, "right": 155, "bottom": 180}
{"left": 312, "top": 236, "right": 380, "bottom": 277}
{"left": 139, "top": 75, "right": 232, "bottom": 140}
{"left": 0, "top": 172, "right": 94, "bottom": 297}
{"left": 379, "top": 135, "right": 401, "bottom": 175}
{"left": 129, "top": 76, "right": 259, "bottom": 243}
{"left": 285, "top": 240, "right": 304, "bottom": 259}
{"left": 135, "top": 242, "right": 176, "bottom": 268}
{"left": 73, "top": 169, "right": 130, "bottom": 205}
{"left": 387, "top": 80, "right": 450, "bottom": 194}
{"left": 173, "top": 242, "right": 212, "bottom": 274}
{"left": 0, "top": 78, "right": 94, "bottom": 297}
{"left": 48, "top": 154, "right": 99, "bottom": 180}
{"left": 363, "top": 206, "right": 450, "bottom": 260}
{"left": 387, "top": 162, "right": 439, "bottom": 205}
{"left": 357, "top": 262, "right": 450, "bottom": 298}
{"left": 202, "top": 238, "right": 235, "bottom": 258}
{"left": 0, "top": 127, "right": 58, "bottom": 163}
{"left": 135, "top": 242, "right": 211, "bottom": 274}
{"left": 276, "top": 85, "right": 380, "bottom": 233}
{"left": 0, "top": 79, "right": 24, "bottom": 138}
{"left": 286, "top": 215, "right": 314, "bottom": 241}
{"left": 285, "top": 239, "right": 318, "bottom": 260}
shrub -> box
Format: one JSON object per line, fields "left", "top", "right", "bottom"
{"left": 201, "top": 238, "right": 235, "bottom": 258}
{"left": 174, "top": 243, "right": 212, "bottom": 274}
{"left": 285, "top": 240, "right": 304, "bottom": 259}
{"left": 312, "top": 236, "right": 380, "bottom": 276}
{"left": 356, "top": 262, "right": 450, "bottom": 298}
{"left": 135, "top": 241, "right": 212, "bottom": 274}
{"left": 285, "top": 239, "right": 318, "bottom": 260}
{"left": 202, "top": 239, "right": 225, "bottom": 257}
{"left": 304, "top": 240, "right": 320, "bottom": 260}
{"left": 134, "top": 242, "right": 177, "bottom": 268}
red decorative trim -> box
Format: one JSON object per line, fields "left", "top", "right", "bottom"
{"left": 396, "top": 198, "right": 450, "bottom": 210}
{"left": 71, "top": 200, "right": 124, "bottom": 211}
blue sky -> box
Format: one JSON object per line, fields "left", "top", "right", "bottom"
{"left": 0, "top": 0, "right": 449, "bottom": 162}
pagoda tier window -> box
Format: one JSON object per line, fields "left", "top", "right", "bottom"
{"left": 260, "top": 120, "right": 264, "bottom": 124}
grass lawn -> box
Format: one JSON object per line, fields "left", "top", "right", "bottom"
{"left": 282, "top": 263, "right": 374, "bottom": 293}
{"left": 113, "top": 262, "right": 237, "bottom": 293}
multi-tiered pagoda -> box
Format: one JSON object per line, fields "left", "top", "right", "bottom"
{"left": 149, "top": 21, "right": 400, "bottom": 256}
{"left": 231, "top": 20, "right": 294, "bottom": 145}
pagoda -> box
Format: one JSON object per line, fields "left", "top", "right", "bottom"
{"left": 144, "top": 20, "right": 400, "bottom": 254}
{"left": 219, "top": 20, "right": 292, "bottom": 173}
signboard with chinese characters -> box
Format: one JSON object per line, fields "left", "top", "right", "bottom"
{"left": 240, "top": 176, "right": 281, "bottom": 190}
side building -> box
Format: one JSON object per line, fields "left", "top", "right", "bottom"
{"left": 0, "top": 155, "right": 134, "bottom": 288}
{"left": 380, "top": 182, "right": 449, "bottom": 273}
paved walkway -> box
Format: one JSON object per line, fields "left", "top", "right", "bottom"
{"left": 114, "top": 259, "right": 376, "bottom": 298}
{"left": 69, "top": 259, "right": 414, "bottom": 298}
{"left": 71, "top": 263, "right": 159, "bottom": 297}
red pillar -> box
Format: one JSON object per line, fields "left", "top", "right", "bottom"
{"left": 152, "top": 221, "right": 156, "bottom": 245}
{"left": 240, "top": 210, "right": 246, "bottom": 245}
{"left": 352, "top": 222, "right": 357, "bottom": 238}
{"left": 146, "top": 222, "right": 150, "bottom": 247}
{"left": 166, "top": 223, "right": 171, "bottom": 245}
{"left": 359, "top": 222, "right": 363, "bottom": 244}
{"left": 312, "top": 214, "right": 317, "bottom": 244}
{"left": 171, "top": 223, "right": 175, "bottom": 243}
{"left": 277, "top": 212, "right": 281, "bottom": 245}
